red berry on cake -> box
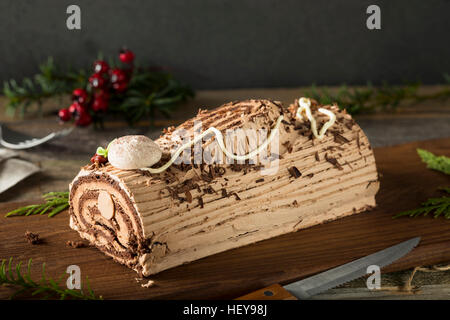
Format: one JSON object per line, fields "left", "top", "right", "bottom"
{"left": 90, "top": 154, "right": 107, "bottom": 164}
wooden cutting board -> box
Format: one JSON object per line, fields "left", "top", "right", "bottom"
{"left": 0, "top": 138, "right": 449, "bottom": 299}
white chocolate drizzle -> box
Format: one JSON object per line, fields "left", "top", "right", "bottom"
{"left": 296, "top": 97, "right": 336, "bottom": 139}
{"left": 140, "top": 115, "right": 284, "bottom": 174}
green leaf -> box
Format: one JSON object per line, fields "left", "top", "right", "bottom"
{"left": 417, "top": 149, "right": 450, "bottom": 175}
{"left": 0, "top": 258, "right": 102, "bottom": 300}
{"left": 393, "top": 196, "right": 450, "bottom": 219}
{"left": 96, "top": 147, "right": 108, "bottom": 157}
{"left": 48, "top": 203, "right": 69, "bottom": 218}
{"left": 5, "top": 191, "right": 69, "bottom": 218}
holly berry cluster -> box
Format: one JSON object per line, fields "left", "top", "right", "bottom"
{"left": 4, "top": 48, "right": 193, "bottom": 127}
{"left": 58, "top": 48, "right": 135, "bottom": 126}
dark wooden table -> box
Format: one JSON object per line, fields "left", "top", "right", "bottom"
{"left": 0, "top": 86, "right": 449, "bottom": 299}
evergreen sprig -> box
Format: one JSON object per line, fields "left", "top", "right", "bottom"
{"left": 3, "top": 57, "right": 87, "bottom": 117}
{"left": 303, "top": 78, "right": 450, "bottom": 115}
{"left": 5, "top": 191, "right": 69, "bottom": 218}
{"left": 0, "top": 258, "right": 101, "bottom": 300}
{"left": 417, "top": 148, "right": 450, "bottom": 175}
{"left": 3, "top": 55, "right": 193, "bottom": 125}
{"left": 394, "top": 149, "right": 450, "bottom": 219}
{"left": 393, "top": 188, "right": 450, "bottom": 219}
{"left": 111, "top": 68, "right": 194, "bottom": 125}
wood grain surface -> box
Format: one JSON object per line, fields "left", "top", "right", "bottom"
{"left": 0, "top": 138, "right": 449, "bottom": 300}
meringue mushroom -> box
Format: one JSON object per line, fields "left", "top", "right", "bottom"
{"left": 107, "top": 135, "right": 162, "bottom": 170}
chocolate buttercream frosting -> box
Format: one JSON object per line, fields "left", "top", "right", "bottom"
{"left": 69, "top": 99, "right": 379, "bottom": 276}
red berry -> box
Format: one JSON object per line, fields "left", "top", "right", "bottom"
{"left": 68, "top": 102, "right": 83, "bottom": 115}
{"left": 75, "top": 108, "right": 92, "bottom": 127}
{"left": 89, "top": 73, "right": 106, "bottom": 88}
{"left": 58, "top": 108, "right": 71, "bottom": 122}
{"left": 72, "top": 88, "right": 88, "bottom": 104}
{"left": 92, "top": 97, "right": 108, "bottom": 112}
{"left": 93, "top": 60, "right": 109, "bottom": 74}
{"left": 90, "top": 154, "right": 107, "bottom": 164}
{"left": 110, "top": 68, "right": 127, "bottom": 84}
{"left": 112, "top": 81, "right": 127, "bottom": 93}
{"left": 94, "top": 89, "right": 110, "bottom": 101}
{"left": 119, "top": 49, "right": 135, "bottom": 64}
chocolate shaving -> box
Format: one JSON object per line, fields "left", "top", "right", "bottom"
{"left": 25, "top": 231, "right": 41, "bottom": 245}
{"left": 306, "top": 173, "right": 314, "bottom": 178}
{"left": 366, "top": 180, "right": 378, "bottom": 189}
{"left": 325, "top": 153, "right": 343, "bottom": 170}
{"left": 221, "top": 188, "right": 228, "bottom": 197}
{"left": 209, "top": 166, "right": 216, "bottom": 179}
{"left": 176, "top": 178, "right": 200, "bottom": 194}
{"left": 315, "top": 151, "right": 320, "bottom": 161}
{"left": 288, "top": 166, "right": 302, "bottom": 178}
{"left": 345, "top": 161, "right": 354, "bottom": 170}
{"left": 231, "top": 192, "right": 241, "bottom": 201}
{"left": 345, "top": 119, "right": 355, "bottom": 130}
{"left": 198, "top": 196, "right": 204, "bottom": 208}
{"left": 294, "top": 126, "right": 312, "bottom": 137}
{"left": 229, "top": 163, "right": 263, "bottom": 174}
{"left": 271, "top": 100, "right": 283, "bottom": 108}
{"left": 185, "top": 190, "right": 193, "bottom": 203}
{"left": 203, "top": 186, "right": 216, "bottom": 194}
{"left": 282, "top": 141, "right": 293, "bottom": 153}
{"left": 255, "top": 178, "right": 264, "bottom": 183}
{"left": 200, "top": 173, "right": 212, "bottom": 183}
{"left": 178, "top": 163, "right": 193, "bottom": 172}
{"left": 166, "top": 186, "right": 181, "bottom": 201}
{"left": 293, "top": 219, "right": 303, "bottom": 229}
{"left": 334, "top": 132, "right": 350, "bottom": 144}
{"left": 66, "top": 240, "right": 87, "bottom": 248}
{"left": 216, "top": 167, "right": 226, "bottom": 176}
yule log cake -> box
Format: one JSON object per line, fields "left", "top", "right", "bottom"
{"left": 69, "top": 98, "right": 379, "bottom": 276}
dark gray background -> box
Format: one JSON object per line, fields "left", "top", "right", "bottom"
{"left": 1, "top": 0, "right": 449, "bottom": 89}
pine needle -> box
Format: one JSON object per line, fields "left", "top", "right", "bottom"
{"left": 2, "top": 54, "right": 194, "bottom": 125}
{"left": 394, "top": 148, "right": 450, "bottom": 219}
{"left": 394, "top": 157, "right": 450, "bottom": 220}
{"left": 5, "top": 191, "right": 69, "bottom": 218}
{"left": 417, "top": 148, "right": 450, "bottom": 175}
{"left": 0, "top": 258, "right": 102, "bottom": 300}
{"left": 393, "top": 194, "right": 450, "bottom": 219}
{"left": 302, "top": 79, "right": 449, "bottom": 115}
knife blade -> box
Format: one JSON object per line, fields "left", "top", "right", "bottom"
{"left": 237, "top": 237, "right": 420, "bottom": 300}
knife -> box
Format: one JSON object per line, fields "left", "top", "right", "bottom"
{"left": 237, "top": 237, "right": 420, "bottom": 300}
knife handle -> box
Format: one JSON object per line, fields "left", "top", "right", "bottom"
{"left": 236, "top": 284, "right": 298, "bottom": 300}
